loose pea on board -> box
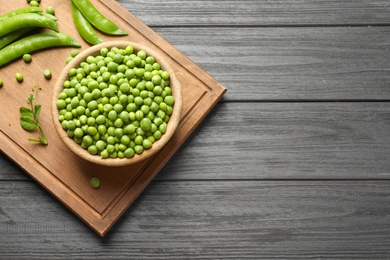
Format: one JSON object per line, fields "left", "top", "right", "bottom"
{"left": 43, "top": 69, "right": 52, "bottom": 79}
{"left": 55, "top": 45, "right": 176, "bottom": 159}
{"left": 15, "top": 72, "right": 23, "bottom": 82}
{"left": 23, "top": 54, "right": 32, "bottom": 63}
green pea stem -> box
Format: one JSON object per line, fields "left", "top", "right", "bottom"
{"left": 28, "top": 125, "right": 48, "bottom": 145}
{"left": 27, "top": 86, "right": 48, "bottom": 145}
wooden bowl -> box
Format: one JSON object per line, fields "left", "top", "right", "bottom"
{"left": 52, "top": 41, "right": 182, "bottom": 166}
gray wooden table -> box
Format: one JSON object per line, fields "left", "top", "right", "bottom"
{"left": 2, "top": 0, "right": 390, "bottom": 258}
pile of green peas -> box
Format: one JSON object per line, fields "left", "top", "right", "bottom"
{"left": 56, "top": 45, "right": 175, "bottom": 159}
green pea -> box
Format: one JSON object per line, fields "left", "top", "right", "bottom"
{"left": 134, "top": 145, "right": 143, "bottom": 154}
{"left": 113, "top": 53, "right": 123, "bottom": 63}
{"left": 154, "top": 130, "right": 162, "bottom": 140}
{"left": 100, "top": 150, "right": 109, "bottom": 159}
{"left": 161, "top": 71, "right": 170, "bottom": 80}
{"left": 114, "top": 128, "right": 123, "bottom": 138}
{"left": 136, "top": 127, "right": 145, "bottom": 136}
{"left": 98, "top": 125, "right": 107, "bottom": 135}
{"left": 120, "top": 135, "right": 130, "bottom": 146}
{"left": 74, "top": 128, "right": 84, "bottom": 138}
{"left": 159, "top": 102, "right": 167, "bottom": 112}
{"left": 133, "top": 56, "right": 141, "bottom": 66}
{"left": 46, "top": 6, "right": 55, "bottom": 15}
{"left": 30, "top": 0, "right": 39, "bottom": 7}
{"left": 87, "top": 126, "right": 97, "bottom": 136}
{"left": 140, "top": 90, "right": 148, "bottom": 99}
{"left": 15, "top": 72, "right": 23, "bottom": 82}
{"left": 66, "top": 56, "right": 73, "bottom": 64}
{"left": 108, "top": 110, "right": 117, "bottom": 121}
{"left": 134, "top": 135, "right": 143, "bottom": 145}
{"left": 140, "top": 118, "right": 151, "bottom": 131}
{"left": 106, "top": 144, "right": 115, "bottom": 153}
{"left": 96, "top": 140, "right": 106, "bottom": 151}
{"left": 129, "top": 78, "right": 139, "bottom": 87}
{"left": 114, "top": 118, "right": 123, "bottom": 128}
{"left": 124, "top": 124, "right": 135, "bottom": 134}
{"left": 56, "top": 100, "right": 66, "bottom": 109}
{"left": 113, "top": 103, "right": 123, "bottom": 113}
{"left": 134, "top": 96, "right": 143, "bottom": 106}
{"left": 159, "top": 123, "right": 167, "bottom": 134}
{"left": 23, "top": 54, "right": 32, "bottom": 63}
{"left": 137, "top": 50, "right": 147, "bottom": 60}
{"left": 164, "top": 87, "right": 172, "bottom": 95}
{"left": 84, "top": 92, "right": 93, "bottom": 103}
{"left": 146, "top": 56, "right": 155, "bottom": 65}
{"left": 135, "top": 110, "right": 144, "bottom": 121}
{"left": 0, "top": 78, "right": 3, "bottom": 88}
{"left": 153, "top": 63, "right": 161, "bottom": 70}
{"left": 107, "top": 136, "right": 115, "bottom": 144}
{"left": 88, "top": 145, "right": 98, "bottom": 155}
{"left": 124, "top": 148, "right": 134, "bottom": 158}
{"left": 151, "top": 75, "right": 161, "bottom": 85}
{"left": 67, "top": 120, "right": 76, "bottom": 130}
{"left": 164, "top": 95, "right": 175, "bottom": 106}
{"left": 125, "top": 45, "right": 133, "bottom": 54}
{"left": 119, "top": 83, "right": 130, "bottom": 93}
{"left": 43, "top": 69, "right": 51, "bottom": 79}
{"left": 143, "top": 139, "right": 152, "bottom": 149}
{"left": 88, "top": 100, "right": 98, "bottom": 111}
{"left": 107, "top": 61, "right": 118, "bottom": 72}
{"left": 153, "top": 86, "right": 163, "bottom": 96}
{"left": 144, "top": 71, "right": 152, "bottom": 81}
{"left": 83, "top": 135, "right": 93, "bottom": 146}
{"left": 96, "top": 115, "right": 106, "bottom": 125}
{"left": 87, "top": 117, "right": 95, "bottom": 126}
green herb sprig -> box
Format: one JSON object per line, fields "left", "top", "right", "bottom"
{"left": 19, "top": 85, "right": 48, "bottom": 145}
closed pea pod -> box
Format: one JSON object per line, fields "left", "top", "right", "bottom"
{"left": 72, "top": 0, "right": 127, "bottom": 36}
{"left": 0, "top": 28, "right": 31, "bottom": 50}
{"left": 0, "top": 6, "right": 42, "bottom": 23}
{"left": 0, "top": 32, "right": 81, "bottom": 68}
{"left": 0, "top": 13, "right": 59, "bottom": 38}
{"left": 71, "top": 2, "right": 103, "bottom": 45}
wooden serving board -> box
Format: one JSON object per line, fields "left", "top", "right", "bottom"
{"left": 0, "top": 0, "right": 226, "bottom": 236}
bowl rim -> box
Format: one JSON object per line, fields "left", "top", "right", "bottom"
{"left": 51, "top": 41, "right": 182, "bottom": 166}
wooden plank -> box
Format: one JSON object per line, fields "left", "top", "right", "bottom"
{"left": 0, "top": 0, "right": 225, "bottom": 236}
{"left": 3, "top": 102, "right": 390, "bottom": 181}
{"left": 152, "top": 26, "right": 390, "bottom": 101}
{"left": 1, "top": 180, "right": 390, "bottom": 258}
{"left": 118, "top": 0, "right": 390, "bottom": 26}
{"left": 158, "top": 102, "right": 390, "bottom": 180}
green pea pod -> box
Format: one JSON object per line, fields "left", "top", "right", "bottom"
{"left": 0, "top": 28, "right": 32, "bottom": 50}
{"left": 0, "top": 7, "right": 42, "bottom": 23}
{"left": 71, "top": 2, "right": 103, "bottom": 45}
{"left": 0, "top": 13, "right": 59, "bottom": 38}
{"left": 72, "top": 0, "right": 127, "bottom": 36}
{"left": 0, "top": 32, "right": 81, "bottom": 68}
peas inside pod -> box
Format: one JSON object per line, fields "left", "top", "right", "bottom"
{"left": 56, "top": 45, "right": 175, "bottom": 159}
